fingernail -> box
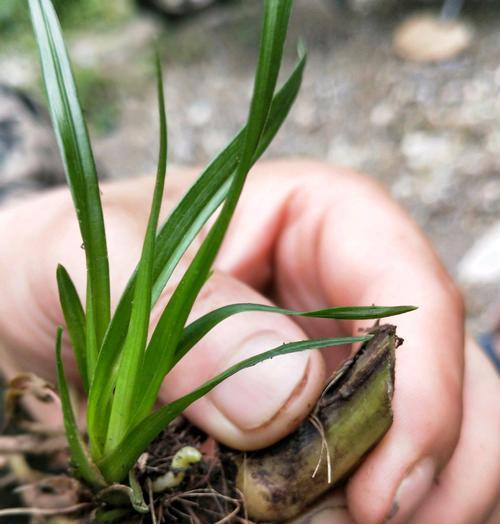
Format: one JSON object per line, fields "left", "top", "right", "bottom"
{"left": 386, "top": 457, "right": 435, "bottom": 523}
{"left": 209, "top": 331, "right": 310, "bottom": 430}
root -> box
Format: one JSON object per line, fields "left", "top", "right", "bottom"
{"left": 0, "top": 502, "right": 91, "bottom": 518}
{"left": 1, "top": 381, "right": 248, "bottom": 522}
{"left": 2, "top": 335, "right": 399, "bottom": 524}
{"left": 308, "top": 414, "right": 332, "bottom": 484}
{"left": 0, "top": 472, "right": 17, "bottom": 488}
{"left": 162, "top": 488, "right": 243, "bottom": 524}
{"left": 146, "top": 478, "right": 158, "bottom": 524}
{"left": 0, "top": 434, "right": 67, "bottom": 455}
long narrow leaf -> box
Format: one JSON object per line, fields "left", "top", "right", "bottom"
{"left": 87, "top": 45, "right": 306, "bottom": 443}
{"left": 84, "top": 280, "right": 99, "bottom": 385}
{"left": 29, "top": 0, "right": 110, "bottom": 351}
{"left": 104, "top": 52, "right": 168, "bottom": 454}
{"left": 54, "top": 327, "right": 106, "bottom": 488}
{"left": 175, "top": 304, "right": 417, "bottom": 365}
{"left": 98, "top": 335, "right": 370, "bottom": 482}
{"left": 133, "top": 0, "right": 294, "bottom": 426}
{"left": 56, "top": 265, "right": 88, "bottom": 392}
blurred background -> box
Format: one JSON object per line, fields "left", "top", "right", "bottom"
{"left": 0, "top": 0, "right": 499, "bottom": 339}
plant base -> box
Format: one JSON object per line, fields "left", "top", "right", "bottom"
{"left": 0, "top": 324, "right": 400, "bottom": 523}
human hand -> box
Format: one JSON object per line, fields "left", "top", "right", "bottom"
{"left": 0, "top": 159, "right": 498, "bottom": 523}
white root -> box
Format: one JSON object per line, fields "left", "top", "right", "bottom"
{"left": 309, "top": 415, "right": 333, "bottom": 484}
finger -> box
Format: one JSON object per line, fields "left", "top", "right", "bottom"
{"left": 216, "top": 159, "right": 465, "bottom": 523}
{"left": 286, "top": 491, "right": 355, "bottom": 524}
{"left": 406, "top": 338, "right": 500, "bottom": 524}
{"left": 486, "top": 503, "right": 500, "bottom": 524}
{"left": 156, "top": 270, "right": 325, "bottom": 449}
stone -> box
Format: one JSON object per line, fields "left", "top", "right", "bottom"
{"left": 187, "top": 100, "right": 213, "bottom": 127}
{"left": 370, "top": 103, "right": 396, "bottom": 128}
{"left": 0, "top": 85, "right": 65, "bottom": 203}
{"left": 401, "top": 131, "right": 457, "bottom": 171}
{"left": 393, "top": 13, "right": 473, "bottom": 63}
{"left": 136, "top": 0, "right": 216, "bottom": 18}
{"left": 458, "top": 222, "right": 500, "bottom": 285}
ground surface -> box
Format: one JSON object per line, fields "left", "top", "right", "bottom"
{"left": 1, "top": 0, "right": 499, "bottom": 334}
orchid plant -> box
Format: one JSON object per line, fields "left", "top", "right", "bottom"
{"left": 28, "top": 0, "right": 414, "bottom": 491}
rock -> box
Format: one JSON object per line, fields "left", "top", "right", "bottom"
{"left": 0, "top": 85, "right": 65, "bottom": 203}
{"left": 136, "top": 0, "right": 216, "bottom": 18}
{"left": 346, "top": 0, "right": 395, "bottom": 14}
{"left": 401, "top": 131, "right": 457, "bottom": 171}
{"left": 71, "top": 18, "right": 160, "bottom": 70}
{"left": 187, "top": 100, "right": 213, "bottom": 127}
{"left": 0, "top": 54, "right": 37, "bottom": 88}
{"left": 458, "top": 222, "right": 500, "bottom": 285}
{"left": 370, "top": 103, "right": 396, "bottom": 128}
{"left": 393, "top": 13, "right": 473, "bottom": 63}
{"left": 327, "top": 137, "right": 370, "bottom": 170}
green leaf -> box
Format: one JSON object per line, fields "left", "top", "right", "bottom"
{"left": 93, "top": 508, "right": 131, "bottom": 523}
{"left": 175, "top": 304, "right": 417, "bottom": 365}
{"left": 87, "top": 43, "right": 306, "bottom": 443}
{"left": 98, "top": 335, "right": 370, "bottom": 482}
{"left": 132, "top": 0, "right": 294, "bottom": 427}
{"left": 29, "top": 0, "right": 110, "bottom": 352}
{"left": 103, "top": 51, "right": 168, "bottom": 454}
{"left": 128, "top": 470, "right": 149, "bottom": 513}
{"left": 54, "top": 327, "right": 106, "bottom": 488}
{"left": 84, "top": 279, "right": 99, "bottom": 384}
{"left": 56, "top": 264, "right": 88, "bottom": 393}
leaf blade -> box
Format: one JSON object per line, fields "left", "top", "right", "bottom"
{"left": 29, "top": 0, "right": 110, "bottom": 351}
{"left": 133, "top": 0, "right": 295, "bottom": 425}
{"left": 56, "top": 264, "right": 88, "bottom": 393}
{"left": 87, "top": 42, "right": 306, "bottom": 441}
{"left": 175, "top": 304, "right": 417, "bottom": 365}
{"left": 98, "top": 335, "right": 370, "bottom": 482}
{"left": 54, "top": 327, "right": 106, "bottom": 488}
{"left": 103, "top": 51, "right": 168, "bottom": 454}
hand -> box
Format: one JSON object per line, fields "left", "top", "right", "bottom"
{"left": 0, "top": 159, "right": 498, "bottom": 523}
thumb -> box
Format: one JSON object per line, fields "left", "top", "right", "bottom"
{"left": 156, "top": 271, "right": 326, "bottom": 450}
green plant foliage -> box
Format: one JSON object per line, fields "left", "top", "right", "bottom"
{"left": 29, "top": 0, "right": 416, "bottom": 497}
{"left": 105, "top": 51, "right": 167, "bottom": 454}
{"left": 86, "top": 41, "right": 308, "bottom": 456}
{"left": 98, "top": 335, "right": 373, "bottom": 482}
{"left": 56, "top": 264, "right": 88, "bottom": 392}
{"left": 54, "top": 327, "right": 106, "bottom": 488}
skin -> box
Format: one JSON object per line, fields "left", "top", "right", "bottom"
{"left": 0, "top": 158, "right": 498, "bottom": 523}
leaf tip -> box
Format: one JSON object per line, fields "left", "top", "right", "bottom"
{"left": 297, "top": 38, "right": 307, "bottom": 59}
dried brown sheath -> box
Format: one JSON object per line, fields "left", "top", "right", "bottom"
{"left": 236, "top": 324, "right": 400, "bottom": 521}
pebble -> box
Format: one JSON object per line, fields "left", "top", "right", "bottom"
{"left": 458, "top": 222, "right": 500, "bottom": 284}
{"left": 0, "top": 54, "right": 37, "bottom": 87}
{"left": 0, "top": 85, "right": 64, "bottom": 202}
{"left": 393, "top": 13, "right": 473, "bottom": 63}
{"left": 400, "top": 131, "right": 457, "bottom": 170}
{"left": 187, "top": 100, "right": 213, "bottom": 127}
{"left": 370, "top": 103, "right": 396, "bottom": 127}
